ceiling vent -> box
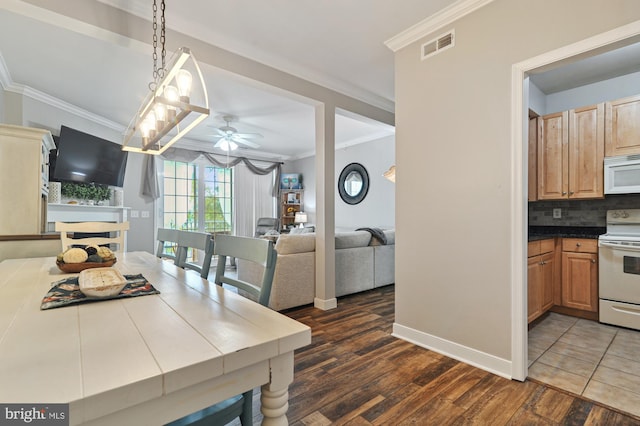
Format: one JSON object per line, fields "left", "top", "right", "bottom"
{"left": 421, "top": 30, "right": 455, "bottom": 60}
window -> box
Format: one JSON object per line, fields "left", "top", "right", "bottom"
{"left": 161, "top": 160, "right": 233, "bottom": 259}
{"left": 203, "top": 166, "right": 233, "bottom": 233}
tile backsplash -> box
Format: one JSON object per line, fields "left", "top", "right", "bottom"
{"left": 529, "top": 194, "right": 640, "bottom": 226}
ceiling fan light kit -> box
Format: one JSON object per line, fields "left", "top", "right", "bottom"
{"left": 211, "top": 115, "right": 263, "bottom": 152}
{"left": 122, "top": 0, "right": 209, "bottom": 155}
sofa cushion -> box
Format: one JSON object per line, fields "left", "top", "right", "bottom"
{"left": 275, "top": 233, "right": 316, "bottom": 254}
{"left": 335, "top": 231, "right": 371, "bottom": 249}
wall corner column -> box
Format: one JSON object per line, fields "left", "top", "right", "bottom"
{"left": 314, "top": 103, "right": 337, "bottom": 310}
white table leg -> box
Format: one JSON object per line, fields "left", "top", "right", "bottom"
{"left": 261, "top": 351, "right": 295, "bottom": 425}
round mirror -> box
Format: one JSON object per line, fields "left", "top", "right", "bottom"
{"left": 338, "top": 163, "right": 369, "bottom": 205}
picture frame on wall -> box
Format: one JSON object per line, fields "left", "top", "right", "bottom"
{"left": 280, "top": 173, "right": 302, "bottom": 189}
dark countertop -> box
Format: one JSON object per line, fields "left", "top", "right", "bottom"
{"left": 528, "top": 226, "right": 605, "bottom": 242}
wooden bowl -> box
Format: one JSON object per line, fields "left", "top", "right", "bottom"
{"left": 56, "top": 259, "right": 117, "bottom": 273}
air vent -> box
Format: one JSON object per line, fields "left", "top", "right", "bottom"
{"left": 421, "top": 29, "right": 455, "bottom": 60}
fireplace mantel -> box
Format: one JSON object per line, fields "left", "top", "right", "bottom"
{"left": 47, "top": 204, "right": 130, "bottom": 231}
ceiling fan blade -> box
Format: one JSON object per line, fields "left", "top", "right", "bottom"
{"left": 233, "top": 132, "right": 263, "bottom": 139}
{"left": 231, "top": 137, "right": 261, "bottom": 149}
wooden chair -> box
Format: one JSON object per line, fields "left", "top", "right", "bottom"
{"left": 175, "top": 230, "right": 214, "bottom": 279}
{"left": 55, "top": 221, "right": 129, "bottom": 252}
{"left": 156, "top": 228, "right": 181, "bottom": 262}
{"left": 168, "top": 235, "right": 277, "bottom": 426}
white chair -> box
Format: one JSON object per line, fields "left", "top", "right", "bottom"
{"left": 55, "top": 221, "right": 129, "bottom": 252}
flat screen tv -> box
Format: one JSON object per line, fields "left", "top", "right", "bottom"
{"left": 53, "top": 126, "right": 128, "bottom": 187}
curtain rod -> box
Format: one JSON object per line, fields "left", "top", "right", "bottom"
{"left": 202, "top": 151, "right": 284, "bottom": 165}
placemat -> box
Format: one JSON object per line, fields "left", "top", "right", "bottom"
{"left": 41, "top": 273, "right": 160, "bottom": 310}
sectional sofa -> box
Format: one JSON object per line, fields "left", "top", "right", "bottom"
{"left": 237, "top": 229, "right": 395, "bottom": 311}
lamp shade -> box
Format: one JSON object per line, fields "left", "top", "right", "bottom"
{"left": 383, "top": 165, "right": 396, "bottom": 183}
{"left": 294, "top": 212, "right": 308, "bottom": 224}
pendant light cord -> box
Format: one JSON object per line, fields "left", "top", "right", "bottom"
{"left": 150, "top": 0, "right": 167, "bottom": 90}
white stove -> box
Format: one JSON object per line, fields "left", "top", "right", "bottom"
{"left": 599, "top": 209, "right": 640, "bottom": 330}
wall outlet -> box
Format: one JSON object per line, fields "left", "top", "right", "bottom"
{"left": 553, "top": 208, "right": 562, "bottom": 219}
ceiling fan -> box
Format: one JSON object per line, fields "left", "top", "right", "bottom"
{"left": 209, "top": 115, "right": 262, "bottom": 151}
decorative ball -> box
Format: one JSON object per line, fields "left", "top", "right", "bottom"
{"left": 97, "top": 246, "right": 115, "bottom": 261}
{"left": 62, "top": 248, "right": 89, "bottom": 264}
{"left": 86, "top": 254, "right": 103, "bottom": 263}
{"left": 84, "top": 246, "right": 98, "bottom": 256}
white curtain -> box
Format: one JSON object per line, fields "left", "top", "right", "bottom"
{"left": 234, "top": 164, "right": 276, "bottom": 237}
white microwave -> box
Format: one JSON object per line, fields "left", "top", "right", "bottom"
{"left": 604, "top": 155, "right": 640, "bottom": 194}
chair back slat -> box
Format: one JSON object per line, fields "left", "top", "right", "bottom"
{"left": 55, "top": 221, "right": 129, "bottom": 252}
{"left": 213, "top": 235, "right": 277, "bottom": 307}
{"left": 175, "top": 230, "right": 214, "bottom": 279}
{"left": 156, "top": 228, "right": 180, "bottom": 260}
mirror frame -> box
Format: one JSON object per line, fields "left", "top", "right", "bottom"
{"left": 338, "top": 162, "right": 370, "bottom": 205}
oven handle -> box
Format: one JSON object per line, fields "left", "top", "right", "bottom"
{"left": 599, "top": 241, "right": 640, "bottom": 252}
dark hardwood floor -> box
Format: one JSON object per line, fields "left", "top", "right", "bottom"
{"left": 248, "top": 285, "right": 640, "bottom": 425}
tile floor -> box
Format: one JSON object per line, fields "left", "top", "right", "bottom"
{"left": 528, "top": 312, "right": 640, "bottom": 418}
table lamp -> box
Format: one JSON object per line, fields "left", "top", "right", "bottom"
{"left": 294, "top": 212, "right": 308, "bottom": 228}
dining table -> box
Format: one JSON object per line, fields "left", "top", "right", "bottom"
{"left": 0, "top": 251, "right": 311, "bottom": 425}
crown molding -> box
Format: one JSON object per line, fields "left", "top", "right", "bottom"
{"left": 0, "top": 54, "right": 11, "bottom": 90}
{"left": 0, "top": 53, "right": 124, "bottom": 132}
{"left": 385, "top": 0, "right": 495, "bottom": 52}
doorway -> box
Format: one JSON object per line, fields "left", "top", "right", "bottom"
{"left": 511, "top": 23, "right": 640, "bottom": 382}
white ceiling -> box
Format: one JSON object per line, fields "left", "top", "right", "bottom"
{"left": 1, "top": 1, "right": 639, "bottom": 160}
{"left": 0, "top": 0, "right": 458, "bottom": 160}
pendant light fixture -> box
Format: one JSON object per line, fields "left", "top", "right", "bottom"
{"left": 122, "top": 0, "right": 209, "bottom": 155}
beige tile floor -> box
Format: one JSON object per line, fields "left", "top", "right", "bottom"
{"left": 528, "top": 312, "right": 640, "bottom": 418}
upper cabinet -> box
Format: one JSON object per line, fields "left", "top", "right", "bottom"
{"left": 605, "top": 94, "right": 640, "bottom": 157}
{"left": 0, "top": 125, "right": 55, "bottom": 235}
{"left": 537, "top": 104, "right": 604, "bottom": 200}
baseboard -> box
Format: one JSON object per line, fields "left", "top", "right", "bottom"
{"left": 314, "top": 297, "right": 337, "bottom": 310}
{"left": 392, "top": 323, "right": 512, "bottom": 379}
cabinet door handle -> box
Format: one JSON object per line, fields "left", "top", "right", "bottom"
{"left": 576, "top": 243, "right": 581, "bottom": 247}
{"left": 591, "top": 259, "right": 596, "bottom": 263}
{"left": 562, "top": 191, "right": 567, "bottom": 195}
{"left": 569, "top": 191, "right": 574, "bottom": 195}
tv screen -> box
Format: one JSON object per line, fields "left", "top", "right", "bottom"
{"left": 53, "top": 126, "right": 128, "bottom": 187}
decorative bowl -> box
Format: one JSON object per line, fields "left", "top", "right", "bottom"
{"left": 78, "top": 267, "right": 127, "bottom": 298}
{"left": 56, "top": 259, "right": 117, "bottom": 273}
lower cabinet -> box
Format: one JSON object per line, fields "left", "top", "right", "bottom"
{"left": 528, "top": 239, "right": 555, "bottom": 323}
{"left": 561, "top": 238, "right": 598, "bottom": 312}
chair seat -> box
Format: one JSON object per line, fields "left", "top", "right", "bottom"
{"left": 166, "top": 391, "right": 251, "bottom": 426}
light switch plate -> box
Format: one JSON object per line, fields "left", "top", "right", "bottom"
{"left": 553, "top": 208, "right": 561, "bottom": 219}
{"left": 131, "top": 210, "right": 139, "bottom": 218}
{"left": 141, "top": 211, "right": 150, "bottom": 218}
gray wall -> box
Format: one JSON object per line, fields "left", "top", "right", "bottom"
{"left": 284, "top": 135, "right": 395, "bottom": 230}
{"left": 394, "top": 0, "right": 640, "bottom": 369}
{"left": 534, "top": 71, "right": 640, "bottom": 115}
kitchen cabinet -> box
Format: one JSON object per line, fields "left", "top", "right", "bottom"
{"left": 561, "top": 238, "right": 598, "bottom": 312}
{"left": 527, "top": 239, "right": 555, "bottom": 323}
{"left": 537, "top": 104, "right": 604, "bottom": 200}
{"left": 605, "top": 94, "right": 640, "bottom": 157}
{"left": 280, "top": 189, "right": 303, "bottom": 230}
{"left": 0, "top": 125, "right": 55, "bottom": 235}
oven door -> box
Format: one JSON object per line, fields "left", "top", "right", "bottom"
{"left": 599, "top": 240, "right": 640, "bottom": 304}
